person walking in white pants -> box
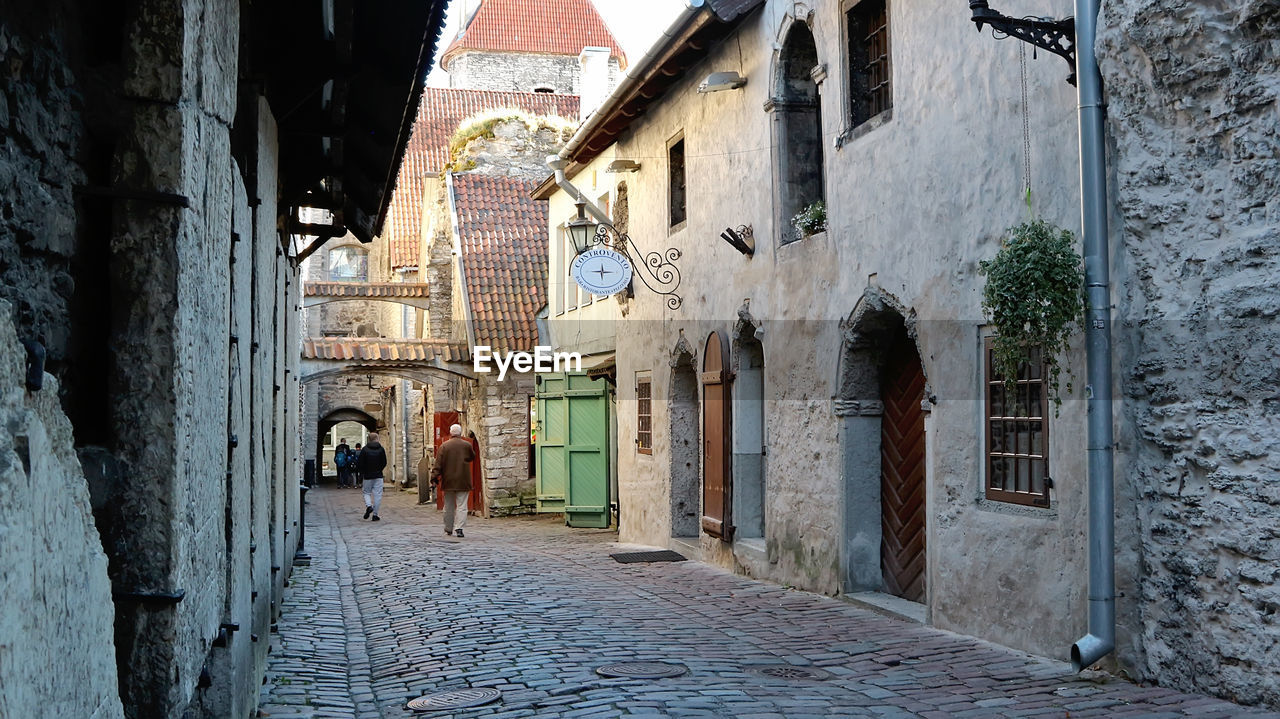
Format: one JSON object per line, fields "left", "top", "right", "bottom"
{"left": 355, "top": 432, "right": 388, "bottom": 522}
{"left": 432, "top": 424, "right": 475, "bottom": 537}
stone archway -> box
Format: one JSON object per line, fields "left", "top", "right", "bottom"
{"left": 837, "top": 289, "right": 928, "bottom": 603}
{"left": 668, "top": 332, "right": 700, "bottom": 538}
{"left": 770, "top": 17, "right": 825, "bottom": 244}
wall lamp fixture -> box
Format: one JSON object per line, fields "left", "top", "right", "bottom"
{"left": 604, "top": 159, "right": 642, "bottom": 173}
{"left": 698, "top": 71, "right": 747, "bottom": 93}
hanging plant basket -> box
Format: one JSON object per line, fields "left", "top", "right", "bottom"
{"left": 979, "top": 219, "right": 1085, "bottom": 407}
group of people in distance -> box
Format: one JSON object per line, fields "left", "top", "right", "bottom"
{"left": 330, "top": 424, "right": 474, "bottom": 537}
{"left": 333, "top": 434, "right": 388, "bottom": 521}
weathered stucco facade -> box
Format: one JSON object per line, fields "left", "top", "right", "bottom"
{"left": 561, "top": 0, "right": 1280, "bottom": 708}
{"left": 606, "top": 0, "right": 1091, "bottom": 662}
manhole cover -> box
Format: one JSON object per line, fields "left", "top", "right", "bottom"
{"left": 406, "top": 687, "right": 502, "bottom": 712}
{"left": 595, "top": 661, "right": 688, "bottom": 679}
{"left": 610, "top": 550, "right": 687, "bottom": 564}
{"left": 748, "top": 665, "right": 831, "bottom": 681}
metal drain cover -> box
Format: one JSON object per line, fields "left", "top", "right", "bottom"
{"left": 595, "top": 661, "right": 688, "bottom": 679}
{"left": 748, "top": 665, "right": 831, "bottom": 681}
{"left": 406, "top": 687, "right": 501, "bottom": 712}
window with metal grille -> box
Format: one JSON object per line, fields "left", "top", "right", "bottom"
{"left": 846, "top": 0, "right": 891, "bottom": 127}
{"left": 636, "top": 376, "right": 653, "bottom": 454}
{"left": 984, "top": 339, "right": 1051, "bottom": 506}
{"left": 668, "top": 135, "right": 686, "bottom": 228}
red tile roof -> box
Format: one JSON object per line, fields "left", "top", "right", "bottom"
{"left": 303, "top": 282, "right": 430, "bottom": 298}
{"left": 385, "top": 88, "right": 579, "bottom": 268}
{"left": 452, "top": 175, "right": 548, "bottom": 353}
{"left": 440, "top": 0, "right": 626, "bottom": 70}
{"left": 302, "top": 338, "right": 471, "bottom": 363}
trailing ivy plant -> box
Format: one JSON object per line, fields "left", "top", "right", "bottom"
{"left": 978, "top": 219, "right": 1086, "bottom": 408}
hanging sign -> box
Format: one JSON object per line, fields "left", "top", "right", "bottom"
{"left": 571, "top": 247, "right": 632, "bottom": 297}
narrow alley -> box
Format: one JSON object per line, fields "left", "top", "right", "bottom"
{"left": 259, "top": 489, "right": 1280, "bottom": 719}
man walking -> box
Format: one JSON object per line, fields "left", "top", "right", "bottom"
{"left": 334, "top": 437, "right": 352, "bottom": 488}
{"left": 356, "top": 433, "right": 387, "bottom": 521}
{"left": 431, "top": 423, "right": 474, "bottom": 537}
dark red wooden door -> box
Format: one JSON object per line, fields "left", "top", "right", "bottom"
{"left": 701, "top": 331, "right": 733, "bottom": 540}
{"left": 880, "top": 337, "right": 926, "bottom": 602}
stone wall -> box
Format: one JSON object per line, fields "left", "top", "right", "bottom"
{"left": 1099, "top": 0, "right": 1280, "bottom": 707}
{"left": 0, "top": 1, "right": 303, "bottom": 716}
{"left": 449, "top": 51, "right": 578, "bottom": 94}
{"left": 0, "top": 302, "right": 124, "bottom": 719}
{"left": 467, "top": 373, "right": 537, "bottom": 514}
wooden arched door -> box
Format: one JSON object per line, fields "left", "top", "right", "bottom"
{"left": 880, "top": 334, "right": 926, "bottom": 602}
{"left": 701, "top": 330, "right": 734, "bottom": 540}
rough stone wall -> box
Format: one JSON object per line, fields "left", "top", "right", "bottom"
{"left": 466, "top": 373, "right": 537, "bottom": 514}
{"left": 0, "top": 302, "right": 124, "bottom": 719}
{"left": 1099, "top": 0, "right": 1280, "bottom": 707}
{"left": 448, "top": 51, "right": 580, "bottom": 94}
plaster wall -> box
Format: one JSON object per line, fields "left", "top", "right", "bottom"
{"left": 547, "top": 149, "right": 620, "bottom": 357}
{"left": 1098, "top": 0, "right": 1280, "bottom": 706}
{"left": 612, "top": 0, "right": 1093, "bottom": 662}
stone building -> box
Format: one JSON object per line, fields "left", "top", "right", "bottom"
{"left": 301, "top": 0, "right": 621, "bottom": 514}
{"left": 543, "top": 0, "right": 1280, "bottom": 709}
{"left": 441, "top": 0, "right": 625, "bottom": 104}
{"left": 0, "top": 1, "right": 447, "bottom": 717}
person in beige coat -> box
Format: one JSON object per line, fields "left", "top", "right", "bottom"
{"left": 431, "top": 423, "right": 475, "bottom": 537}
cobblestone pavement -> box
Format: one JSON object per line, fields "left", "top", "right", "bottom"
{"left": 260, "top": 486, "right": 1280, "bottom": 719}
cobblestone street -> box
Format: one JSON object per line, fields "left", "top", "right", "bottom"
{"left": 259, "top": 487, "right": 1279, "bottom": 719}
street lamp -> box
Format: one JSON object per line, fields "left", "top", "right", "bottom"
{"left": 565, "top": 201, "right": 598, "bottom": 256}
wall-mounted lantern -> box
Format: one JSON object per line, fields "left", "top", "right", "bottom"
{"left": 566, "top": 202, "right": 598, "bottom": 256}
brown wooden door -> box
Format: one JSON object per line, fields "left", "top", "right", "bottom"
{"left": 880, "top": 336, "right": 926, "bottom": 602}
{"left": 701, "top": 331, "right": 734, "bottom": 540}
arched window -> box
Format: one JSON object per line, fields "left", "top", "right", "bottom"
{"left": 773, "top": 22, "right": 825, "bottom": 244}
{"left": 327, "top": 245, "right": 368, "bottom": 281}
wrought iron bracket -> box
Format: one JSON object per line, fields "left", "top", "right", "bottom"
{"left": 586, "top": 224, "right": 684, "bottom": 311}
{"left": 970, "top": 1, "right": 1077, "bottom": 86}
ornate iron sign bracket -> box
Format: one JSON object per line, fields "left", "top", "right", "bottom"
{"left": 969, "top": 1, "right": 1077, "bottom": 86}
{"left": 588, "top": 224, "right": 684, "bottom": 310}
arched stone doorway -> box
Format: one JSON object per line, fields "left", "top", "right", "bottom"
{"left": 669, "top": 333, "right": 700, "bottom": 539}
{"left": 838, "top": 290, "right": 928, "bottom": 603}
{"left": 316, "top": 408, "right": 378, "bottom": 483}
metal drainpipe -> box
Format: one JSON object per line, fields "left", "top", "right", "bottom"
{"left": 1070, "top": 0, "right": 1116, "bottom": 671}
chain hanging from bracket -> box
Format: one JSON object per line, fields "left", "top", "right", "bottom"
{"left": 969, "top": 0, "right": 1077, "bottom": 86}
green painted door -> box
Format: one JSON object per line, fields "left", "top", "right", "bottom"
{"left": 535, "top": 374, "right": 568, "bottom": 513}
{"left": 536, "top": 372, "right": 610, "bottom": 527}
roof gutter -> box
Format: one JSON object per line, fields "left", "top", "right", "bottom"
{"left": 558, "top": 0, "right": 712, "bottom": 169}
{"left": 545, "top": 0, "right": 712, "bottom": 214}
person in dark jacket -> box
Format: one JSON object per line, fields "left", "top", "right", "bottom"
{"left": 356, "top": 433, "right": 388, "bottom": 521}
{"left": 334, "top": 438, "right": 352, "bottom": 488}
{"left": 431, "top": 424, "right": 474, "bottom": 537}
{"left": 352, "top": 442, "right": 364, "bottom": 485}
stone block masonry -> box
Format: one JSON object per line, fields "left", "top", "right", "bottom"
{"left": 0, "top": 1, "right": 303, "bottom": 717}
{"left": 1099, "top": 0, "right": 1280, "bottom": 707}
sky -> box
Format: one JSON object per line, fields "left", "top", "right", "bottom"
{"left": 425, "top": 0, "right": 688, "bottom": 87}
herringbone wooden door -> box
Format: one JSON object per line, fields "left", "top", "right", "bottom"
{"left": 880, "top": 338, "right": 926, "bottom": 603}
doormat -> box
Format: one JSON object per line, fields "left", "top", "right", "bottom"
{"left": 609, "top": 550, "right": 687, "bottom": 563}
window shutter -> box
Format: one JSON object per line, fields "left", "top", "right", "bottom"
{"left": 700, "top": 330, "right": 734, "bottom": 540}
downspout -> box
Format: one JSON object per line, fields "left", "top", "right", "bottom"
{"left": 1070, "top": 0, "right": 1115, "bottom": 671}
